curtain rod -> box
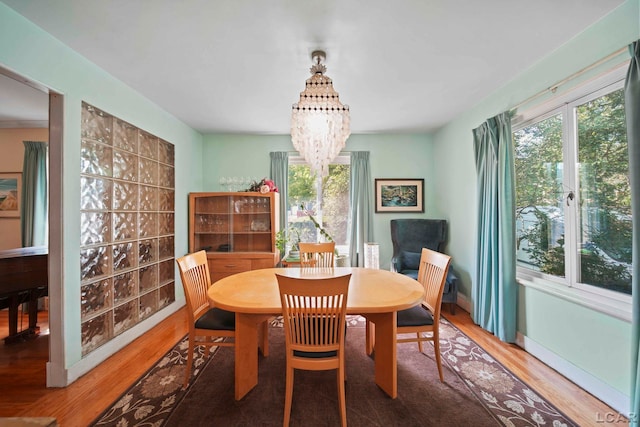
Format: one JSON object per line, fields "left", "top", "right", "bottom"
{"left": 510, "top": 45, "right": 629, "bottom": 112}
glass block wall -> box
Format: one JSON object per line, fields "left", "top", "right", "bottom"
{"left": 80, "top": 102, "right": 175, "bottom": 356}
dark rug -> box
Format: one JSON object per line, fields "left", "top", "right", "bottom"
{"left": 92, "top": 317, "right": 576, "bottom": 426}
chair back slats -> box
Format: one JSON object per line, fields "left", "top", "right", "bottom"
{"left": 276, "top": 274, "right": 350, "bottom": 354}
{"left": 299, "top": 242, "right": 336, "bottom": 268}
{"left": 176, "top": 250, "right": 212, "bottom": 322}
{"left": 416, "top": 248, "right": 451, "bottom": 318}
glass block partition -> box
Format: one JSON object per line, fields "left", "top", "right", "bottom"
{"left": 80, "top": 102, "right": 175, "bottom": 356}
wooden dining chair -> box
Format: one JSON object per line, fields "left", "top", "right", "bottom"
{"left": 367, "top": 248, "right": 451, "bottom": 382}
{"left": 298, "top": 242, "right": 335, "bottom": 268}
{"left": 276, "top": 273, "right": 351, "bottom": 427}
{"left": 397, "top": 248, "right": 451, "bottom": 382}
{"left": 176, "top": 250, "right": 236, "bottom": 388}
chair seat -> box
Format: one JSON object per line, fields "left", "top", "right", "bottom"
{"left": 293, "top": 350, "right": 338, "bottom": 358}
{"left": 397, "top": 304, "right": 434, "bottom": 327}
{"left": 195, "top": 307, "right": 235, "bottom": 330}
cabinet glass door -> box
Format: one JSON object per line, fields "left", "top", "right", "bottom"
{"left": 192, "top": 193, "right": 273, "bottom": 253}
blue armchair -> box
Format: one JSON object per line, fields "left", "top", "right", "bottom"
{"left": 390, "top": 219, "right": 458, "bottom": 314}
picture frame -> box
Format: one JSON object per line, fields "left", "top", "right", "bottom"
{"left": 0, "top": 172, "right": 22, "bottom": 218}
{"left": 375, "top": 178, "right": 424, "bottom": 213}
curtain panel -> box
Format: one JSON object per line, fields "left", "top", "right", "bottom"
{"left": 348, "top": 151, "right": 374, "bottom": 266}
{"left": 625, "top": 40, "right": 640, "bottom": 427}
{"left": 270, "top": 151, "right": 289, "bottom": 233}
{"left": 472, "top": 112, "right": 517, "bottom": 343}
{"left": 21, "top": 141, "right": 48, "bottom": 247}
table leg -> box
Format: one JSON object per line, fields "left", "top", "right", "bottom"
{"left": 365, "top": 321, "right": 375, "bottom": 355}
{"left": 234, "top": 313, "right": 271, "bottom": 400}
{"left": 365, "top": 311, "right": 397, "bottom": 399}
{"left": 259, "top": 319, "right": 269, "bottom": 357}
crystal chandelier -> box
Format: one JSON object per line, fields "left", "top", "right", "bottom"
{"left": 291, "top": 50, "right": 350, "bottom": 177}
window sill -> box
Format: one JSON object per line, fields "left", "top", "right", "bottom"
{"left": 516, "top": 275, "right": 631, "bottom": 323}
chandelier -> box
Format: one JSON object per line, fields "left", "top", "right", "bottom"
{"left": 291, "top": 50, "right": 350, "bottom": 177}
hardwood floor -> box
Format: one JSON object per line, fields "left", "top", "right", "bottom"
{"left": 0, "top": 306, "right": 626, "bottom": 426}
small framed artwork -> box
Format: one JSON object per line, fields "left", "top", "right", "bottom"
{"left": 0, "top": 172, "right": 22, "bottom": 218}
{"left": 375, "top": 178, "right": 424, "bottom": 213}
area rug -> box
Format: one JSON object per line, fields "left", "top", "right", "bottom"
{"left": 91, "top": 317, "right": 576, "bottom": 426}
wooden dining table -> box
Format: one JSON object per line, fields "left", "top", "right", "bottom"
{"left": 207, "top": 266, "right": 424, "bottom": 400}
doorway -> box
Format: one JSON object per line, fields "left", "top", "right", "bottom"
{"left": 0, "top": 66, "right": 63, "bottom": 388}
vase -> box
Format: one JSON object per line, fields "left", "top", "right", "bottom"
{"left": 335, "top": 255, "right": 349, "bottom": 267}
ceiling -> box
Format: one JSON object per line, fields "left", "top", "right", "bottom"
{"left": 0, "top": 0, "right": 625, "bottom": 134}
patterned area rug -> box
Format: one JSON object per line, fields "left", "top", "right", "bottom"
{"left": 91, "top": 316, "right": 576, "bottom": 426}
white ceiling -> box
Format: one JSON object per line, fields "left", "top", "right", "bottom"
{"left": 0, "top": 0, "right": 625, "bottom": 134}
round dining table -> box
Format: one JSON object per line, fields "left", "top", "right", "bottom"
{"left": 208, "top": 267, "right": 424, "bottom": 400}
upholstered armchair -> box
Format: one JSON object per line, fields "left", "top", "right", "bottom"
{"left": 390, "top": 219, "right": 458, "bottom": 314}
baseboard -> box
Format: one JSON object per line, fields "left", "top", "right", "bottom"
{"left": 516, "top": 332, "right": 630, "bottom": 415}
{"left": 46, "top": 360, "right": 68, "bottom": 387}
{"left": 455, "top": 292, "right": 471, "bottom": 313}
{"left": 454, "top": 293, "right": 629, "bottom": 415}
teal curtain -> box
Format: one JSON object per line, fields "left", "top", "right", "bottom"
{"left": 625, "top": 40, "right": 640, "bottom": 427}
{"left": 472, "top": 112, "right": 517, "bottom": 343}
{"left": 348, "top": 151, "right": 374, "bottom": 266}
{"left": 270, "top": 151, "right": 289, "bottom": 233}
{"left": 21, "top": 141, "right": 48, "bottom": 248}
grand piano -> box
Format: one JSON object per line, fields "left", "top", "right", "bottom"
{"left": 0, "top": 246, "right": 48, "bottom": 344}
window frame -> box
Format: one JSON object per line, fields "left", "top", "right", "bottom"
{"left": 512, "top": 63, "right": 631, "bottom": 321}
{"left": 287, "top": 154, "right": 351, "bottom": 255}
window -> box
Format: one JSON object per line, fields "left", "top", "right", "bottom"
{"left": 287, "top": 155, "right": 350, "bottom": 255}
{"left": 513, "top": 68, "right": 631, "bottom": 297}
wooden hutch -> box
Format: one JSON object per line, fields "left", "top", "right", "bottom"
{"left": 188, "top": 192, "right": 280, "bottom": 282}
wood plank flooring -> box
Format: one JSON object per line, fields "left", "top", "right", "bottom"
{"left": 0, "top": 306, "right": 626, "bottom": 426}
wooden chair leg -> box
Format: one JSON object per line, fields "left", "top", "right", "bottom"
{"left": 417, "top": 332, "right": 423, "bottom": 352}
{"left": 283, "top": 366, "right": 294, "bottom": 427}
{"left": 337, "top": 367, "right": 347, "bottom": 427}
{"left": 434, "top": 331, "right": 444, "bottom": 382}
{"left": 183, "top": 335, "right": 194, "bottom": 389}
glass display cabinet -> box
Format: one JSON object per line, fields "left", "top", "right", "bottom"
{"left": 188, "top": 192, "right": 280, "bottom": 282}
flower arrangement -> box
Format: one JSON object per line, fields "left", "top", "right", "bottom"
{"left": 245, "top": 177, "right": 279, "bottom": 193}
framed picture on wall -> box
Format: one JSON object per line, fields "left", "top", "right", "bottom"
{"left": 375, "top": 178, "right": 424, "bottom": 213}
{"left": 0, "top": 172, "right": 22, "bottom": 218}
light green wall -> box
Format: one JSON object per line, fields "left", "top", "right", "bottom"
{"left": 202, "top": 133, "right": 438, "bottom": 269}
{"left": 433, "top": 0, "right": 639, "bottom": 406}
{"left": 0, "top": 4, "right": 203, "bottom": 377}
